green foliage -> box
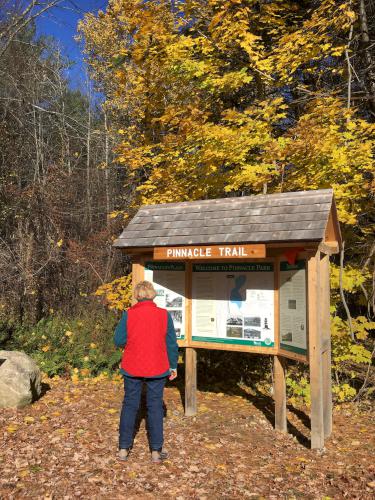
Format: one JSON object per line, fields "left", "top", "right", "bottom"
{"left": 2, "top": 311, "right": 122, "bottom": 378}
{"left": 332, "top": 383, "right": 357, "bottom": 402}
{"left": 286, "top": 376, "right": 311, "bottom": 406}
{"left": 331, "top": 316, "right": 374, "bottom": 364}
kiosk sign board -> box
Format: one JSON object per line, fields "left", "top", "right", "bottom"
{"left": 154, "top": 244, "right": 266, "bottom": 260}
{"left": 279, "top": 261, "right": 307, "bottom": 355}
{"left": 144, "top": 261, "right": 186, "bottom": 340}
{"left": 192, "top": 263, "right": 274, "bottom": 347}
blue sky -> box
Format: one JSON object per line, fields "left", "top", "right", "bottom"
{"left": 36, "top": 0, "right": 108, "bottom": 89}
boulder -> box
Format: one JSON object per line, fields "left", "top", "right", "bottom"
{"left": 0, "top": 350, "right": 42, "bottom": 408}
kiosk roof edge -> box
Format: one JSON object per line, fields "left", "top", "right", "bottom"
{"left": 113, "top": 189, "right": 341, "bottom": 250}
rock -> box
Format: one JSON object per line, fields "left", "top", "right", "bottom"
{"left": 0, "top": 350, "right": 41, "bottom": 408}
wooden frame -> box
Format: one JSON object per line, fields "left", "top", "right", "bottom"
{"left": 122, "top": 188, "right": 340, "bottom": 451}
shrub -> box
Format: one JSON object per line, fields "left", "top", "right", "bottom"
{"left": 1, "top": 310, "right": 122, "bottom": 378}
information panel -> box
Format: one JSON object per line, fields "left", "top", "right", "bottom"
{"left": 279, "top": 260, "right": 307, "bottom": 355}
{"left": 192, "top": 263, "right": 275, "bottom": 347}
{"left": 144, "top": 262, "right": 186, "bottom": 339}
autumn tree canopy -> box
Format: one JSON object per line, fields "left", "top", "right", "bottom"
{"left": 80, "top": 0, "right": 375, "bottom": 399}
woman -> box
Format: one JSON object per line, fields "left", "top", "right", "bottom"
{"left": 114, "top": 280, "right": 178, "bottom": 463}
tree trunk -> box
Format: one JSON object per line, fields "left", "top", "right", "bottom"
{"left": 359, "top": 0, "right": 375, "bottom": 113}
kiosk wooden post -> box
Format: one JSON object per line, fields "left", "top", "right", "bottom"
{"left": 308, "top": 250, "right": 325, "bottom": 449}
{"left": 131, "top": 255, "right": 145, "bottom": 304}
{"left": 185, "top": 348, "right": 197, "bottom": 416}
{"left": 274, "top": 355, "right": 287, "bottom": 432}
{"left": 115, "top": 189, "right": 341, "bottom": 450}
{"left": 321, "top": 253, "right": 333, "bottom": 438}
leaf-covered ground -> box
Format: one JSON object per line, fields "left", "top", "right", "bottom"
{"left": 0, "top": 376, "right": 374, "bottom": 499}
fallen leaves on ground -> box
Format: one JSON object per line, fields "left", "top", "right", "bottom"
{"left": 0, "top": 377, "right": 374, "bottom": 499}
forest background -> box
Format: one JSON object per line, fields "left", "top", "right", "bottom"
{"left": 0, "top": 0, "right": 374, "bottom": 404}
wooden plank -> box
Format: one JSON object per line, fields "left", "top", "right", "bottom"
{"left": 122, "top": 220, "right": 327, "bottom": 239}
{"left": 319, "top": 242, "right": 339, "bottom": 255}
{"left": 119, "top": 230, "right": 324, "bottom": 244}
{"left": 185, "top": 347, "right": 197, "bottom": 416}
{"left": 274, "top": 355, "right": 287, "bottom": 432}
{"left": 132, "top": 204, "right": 331, "bottom": 225}
{"left": 154, "top": 244, "right": 266, "bottom": 260}
{"left": 322, "top": 350, "right": 332, "bottom": 438}
{"left": 329, "top": 197, "right": 342, "bottom": 249}
{"left": 188, "top": 341, "right": 277, "bottom": 354}
{"left": 183, "top": 343, "right": 305, "bottom": 360}
{"left": 131, "top": 256, "right": 145, "bottom": 305}
{"left": 177, "top": 339, "right": 188, "bottom": 348}
{"left": 308, "top": 250, "right": 325, "bottom": 449}
{"left": 140, "top": 193, "right": 332, "bottom": 213}
{"left": 115, "top": 230, "right": 325, "bottom": 247}
{"left": 139, "top": 196, "right": 333, "bottom": 217}
{"left": 129, "top": 219, "right": 328, "bottom": 233}
{"left": 131, "top": 211, "right": 330, "bottom": 228}
{"left": 132, "top": 210, "right": 331, "bottom": 226}
{"left": 139, "top": 190, "right": 333, "bottom": 215}
{"left": 324, "top": 212, "right": 336, "bottom": 243}
{"left": 320, "top": 254, "right": 332, "bottom": 438}
{"left": 185, "top": 262, "right": 192, "bottom": 345}
{"left": 140, "top": 189, "right": 333, "bottom": 211}
{"left": 277, "top": 349, "right": 309, "bottom": 363}
{"left": 122, "top": 246, "right": 317, "bottom": 257}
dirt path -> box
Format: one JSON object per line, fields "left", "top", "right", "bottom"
{"left": 0, "top": 377, "right": 374, "bottom": 499}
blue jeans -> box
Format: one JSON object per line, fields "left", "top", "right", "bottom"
{"left": 119, "top": 376, "right": 167, "bottom": 451}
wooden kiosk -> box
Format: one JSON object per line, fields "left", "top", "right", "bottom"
{"left": 114, "top": 189, "right": 341, "bottom": 449}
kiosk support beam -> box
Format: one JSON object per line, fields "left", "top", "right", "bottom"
{"left": 320, "top": 254, "right": 333, "bottom": 438}
{"left": 308, "top": 251, "right": 325, "bottom": 449}
{"left": 185, "top": 347, "right": 197, "bottom": 416}
{"left": 131, "top": 256, "right": 145, "bottom": 305}
{"left": 274, "top": 355, "right": 287, "bottom": 432}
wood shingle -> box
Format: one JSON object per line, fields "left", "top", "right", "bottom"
{"left": 113, "top": 189, "right": 340, "bottom": 248}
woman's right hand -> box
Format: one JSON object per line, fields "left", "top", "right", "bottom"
{"left": 169, "top": 369, "right": 177, "bottom": 381}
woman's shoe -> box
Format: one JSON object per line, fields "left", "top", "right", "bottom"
{"left": 151, "top": 450, "right": 168, "bottom": 463}
{"left": 118, "top": 448, "right": 131, "bottom": 461}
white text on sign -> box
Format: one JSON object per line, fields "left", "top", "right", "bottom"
{"left": 153, "top": 244, "right": 266, "bottom": 260}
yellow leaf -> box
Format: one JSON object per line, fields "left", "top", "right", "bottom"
{"left": 7, "top": 425, "right": 18, "bottom": 433}
{"left": 204, "top": 443, "right": 217, "bottom": 450}
{"left": 217, "top": 464, "right": 227, "bottom": 471}
{"left": 198, "top": 404, "right": 209, "bottom": 412}
{"left": 56, "top": 239, "right": 63, "bottom": 247}
{"left": 24, "top": 416, "right": 35, "bottom": 424}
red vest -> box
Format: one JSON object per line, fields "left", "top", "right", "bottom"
{"left": 121, "top": 301, "right": 169, "bottom": 377}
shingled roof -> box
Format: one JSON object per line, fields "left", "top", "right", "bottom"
{"left": 113, "top": 189, "right": 340, "bottom": 248}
